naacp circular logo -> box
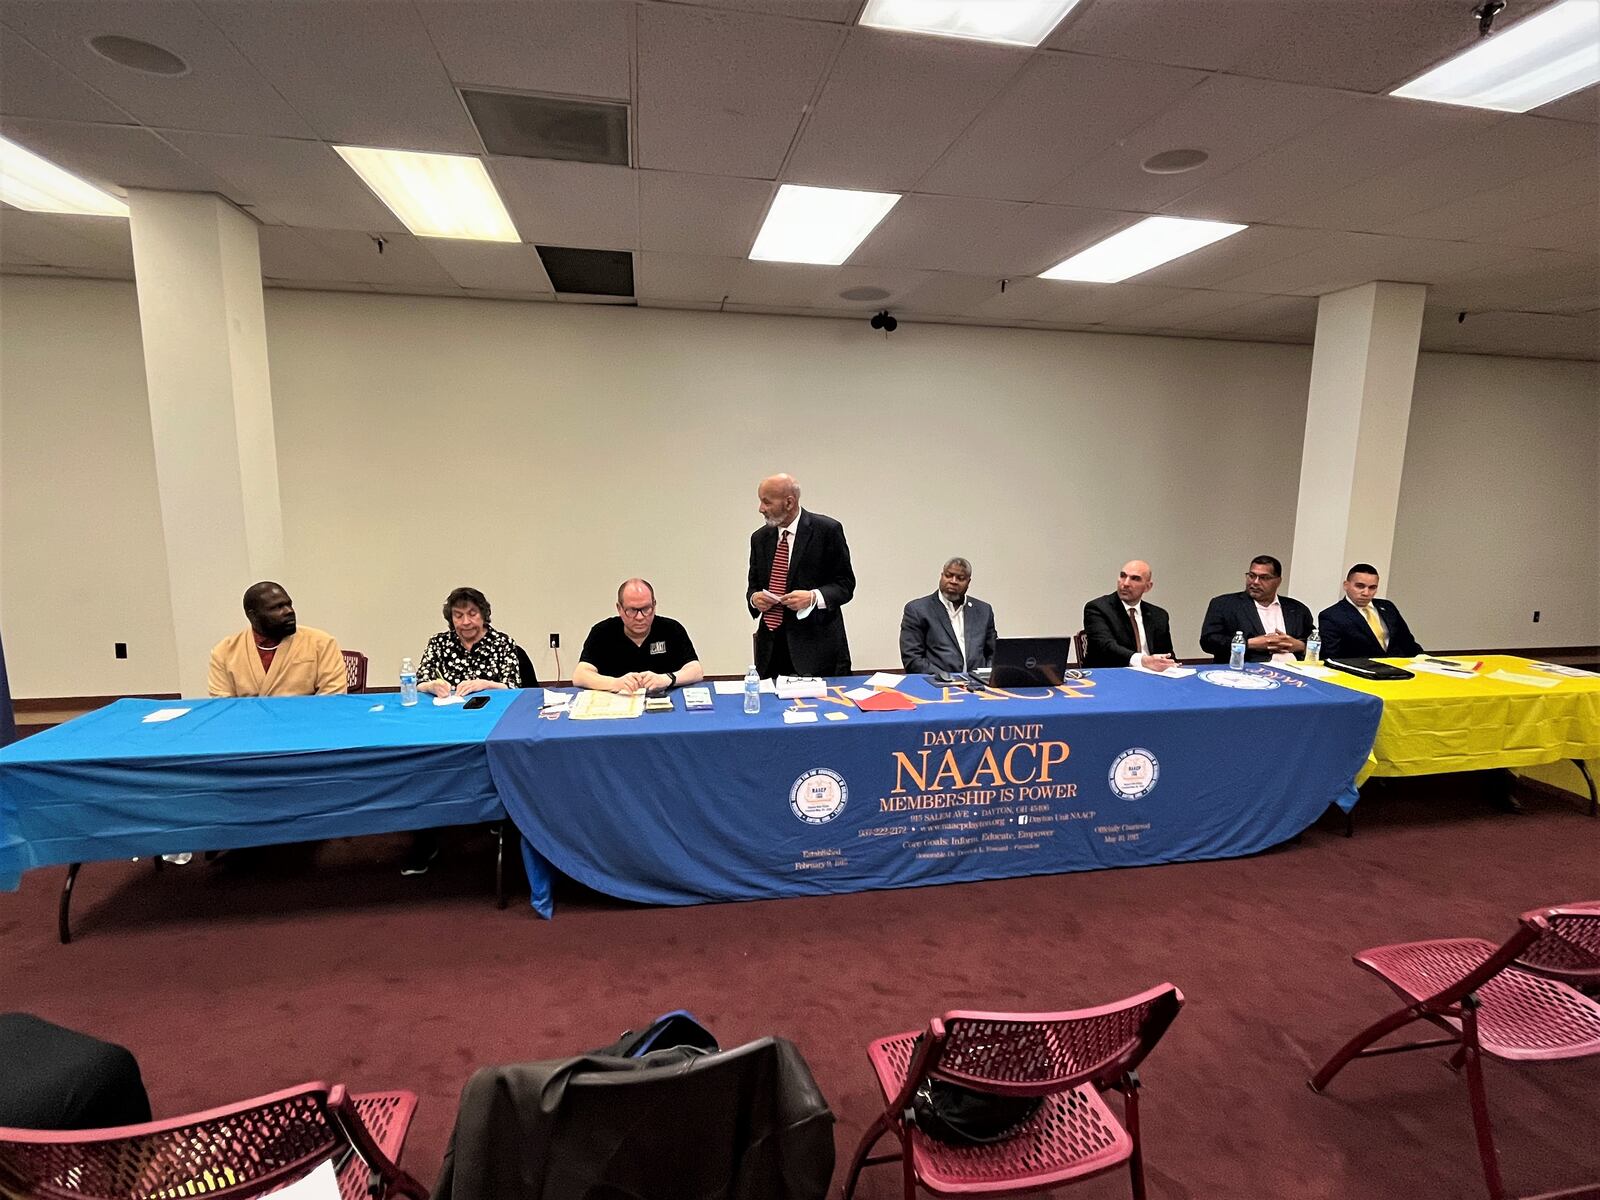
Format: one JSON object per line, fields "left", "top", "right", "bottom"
{"left": 790, "top": 768, "right": 848, "bottom": 824}
{"left": 1198, "top": 669, "right": 1281, "bottom": 691}
{"left": 1109, "top": 748, "right": 1160, "bottom": 800}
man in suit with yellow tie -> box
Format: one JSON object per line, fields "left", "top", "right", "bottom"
{"left": 1317, "top": 563, "right": 1424, "bottom": 661}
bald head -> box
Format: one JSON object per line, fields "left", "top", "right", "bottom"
{"left": 1115, "top": 560, "right": 1154, "bottom": 605}
{"left": 757, "top": 473, "right": 801, "bottom": 527}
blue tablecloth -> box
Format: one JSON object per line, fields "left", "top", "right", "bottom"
{"left": 0, "top": 692, "right": 516, "bottom": 890}
{"left": 487, "top": 668, "right": 1383, "bottom": 916}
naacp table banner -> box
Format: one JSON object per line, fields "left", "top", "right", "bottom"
{"left": 0, "top": 692, "right": 516, "bottom": 889}
{"left": 486, "top": 667, "right": 1381, "bottom": 915}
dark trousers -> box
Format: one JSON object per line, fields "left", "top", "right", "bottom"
{"left": 0, "top": 1013, "right": 152, "bottom": 1129}
{"left": 758, "top": 624, "right": 796, "bottom": 679}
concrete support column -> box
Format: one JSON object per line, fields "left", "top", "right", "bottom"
{"left": 128, "top": 191, "right": 282, "bottom": 698}
{"left": 1290, "top": 281, "right": 1426, "bottom": 614}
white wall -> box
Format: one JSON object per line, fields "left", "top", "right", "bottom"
{"left": 2, "top": 276, "right": 1595, "bottom": 696}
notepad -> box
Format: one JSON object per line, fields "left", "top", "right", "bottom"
{"left": 141, "top": 707, "right": 191, "bottom": 723}
{"left": 782, "top": 710, "right": 818, "bottom": 724}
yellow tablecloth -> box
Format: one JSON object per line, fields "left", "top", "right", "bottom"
{"left": 1316, "top": 655, "right": 1600, "bottom": 783}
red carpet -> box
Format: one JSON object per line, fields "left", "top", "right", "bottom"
{"left": 2, "top": 782, "right": 1596, "bottom": 1199}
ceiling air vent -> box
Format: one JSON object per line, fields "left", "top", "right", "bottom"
{"left": 461, "top": 89, "right": 630, "bottom": 167}
{"left": 536, "top": 246, "right": 634, "bottom": 298}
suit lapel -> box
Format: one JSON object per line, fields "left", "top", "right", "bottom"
{"left": 1242, "top": 594, "right": 1266, "bottom": 638}
{"left": 789, "top": 511, "right": 810, "bottom": 569}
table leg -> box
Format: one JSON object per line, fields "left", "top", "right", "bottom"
{"left": 495, "top": 822, "right": 507, "bottom": 910}
{"left": 1575, "top": 758, "right": 1597, "bottom": 818}
{"left": 58, "top": 863, "right": 82, "bottom": 944}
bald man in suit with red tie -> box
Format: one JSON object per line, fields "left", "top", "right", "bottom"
{"left": 747, "top": 473, "right": 855, "bottom": 679}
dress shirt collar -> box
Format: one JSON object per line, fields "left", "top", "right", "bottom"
{"left": 938, "top": 591, "right": 965, "bottom": 617}
{"left": 775, "top": 508, "right": 803, "bottom": 541}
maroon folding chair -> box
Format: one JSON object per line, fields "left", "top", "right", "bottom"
{"left": 1073, "top": 629, "right": 1088, "bottom": 668}
{"left": 341, "top": 650, "right": 369, "bottom": 694}
{"left": 0, "top": 1081, "right": 427, "bottom": 1200}
{"left": 843, "top": 983, "right": 1184, "bottom": 1200}
{"left": 1515, "top": 901, "right": 1600, "bottom": 993}
{"left": 1309, "top": 905, "right": 1600, "bottom": 1200}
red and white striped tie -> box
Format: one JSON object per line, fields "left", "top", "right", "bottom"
{"left": 763, "top": 531, "right": 790, "bottom": 629}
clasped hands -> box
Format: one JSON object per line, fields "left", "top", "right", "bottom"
{"left": 1139, "top": 654, "right": 1178, "bottom": 672}
{"left": 1249, "top": 632, "right": 1304, "bottom": 654}
{"left": 417, "top": 678, "right": 502, "bottom": 698}
{"left": 750, "top": 589, "right": 815, "bottom": 612}
{"left": 611, "top": 671, "right": 673, "bottom": 695}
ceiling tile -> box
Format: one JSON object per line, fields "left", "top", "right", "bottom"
{"left": 1036, "top": 279, "right": 1195, "bottom": 325}
{"left": 0, "top": 208, "right": 133, "bottom": 273}
{"left": 0, "top": 116, "right": 229, "bottom": 194}
{"left": 853, "top": 196, "right": 1124, "bottom": 276}
{"left": 158, "top": 131, "right": 404, "bottom": 230}
{"left": 1045, "top": 0, "right": 1248, "bottom": 70}
{"left": 1125, "top": 288, "right": 1266, "bottom": 329}
{"left": 783, "top": 28, "right": 1022, "bottom": 192}
{"left": 419, "top": 239, "right": 554, "bottom": 293}
{"left": 1281, "top": 112, "right": 1600, "bottom": 233}
{"left": 638, "top": 171, "right": 773, "bottom": 256}
{"left": 0, "top": 0, "right": 317, "bottom": 137}
{"left": 1420, "top": 305, "right": 1599, "bottom": 359}
{"left": 1132, "top": 224, "right": 1328, "bottom": 289}
{"left": 1042, "top": 75, "right": 1362, "bottom": 214}
{"left": 1176, "top": 293, "right": 1318, "bottom": 337}
{"left": 1426, "top": 250, "right": 1600, "bottom": 311}
{"left": 1210, "top": 231, "right": 1530, "bottom": 295}
{"left": 895, "top": 272, "right": 1008, "bottom": 316}
{"left": 0, "top": 23, "right": 131, "bottom": 124}
{"left": 491, "top": 156, "right": 638, "bottom": 248}
{"left": 267, "top": 228, "right": 459, "bottom": 288}
{"left": 659, "top": 0, "right": 860, "bottom": 20}
{"left": 1171, "top": 95, "right": 1504, "bottom": 225}
{"left": 1534, "top": 87, "right": 1599, "bottom": 123}
{"left": 204, "top": 1, "right": 479, "bottom": 151}
{"left": 635, "top": 4, "right": 843, "bottom": 177}
{"left": 1472, "top": 202, "right": 1600, "bottom": 254}
{"left": 417, "top": 0, "right": 633, "bottom": 99}
{"left": 918, "top": 52, "right": 1207, "bottom": 203}
{"left": 1375, "top": 159, "right": 1600, "bottom": 242}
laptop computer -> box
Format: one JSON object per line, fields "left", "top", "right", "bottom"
{"left": 988, "top": 637, "right": 1072, "bottom": 687}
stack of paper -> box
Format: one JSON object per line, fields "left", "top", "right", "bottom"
{"left": 1531, "top": 661, "right": 1598, "bottom": 679}
{"left": 775, "top": 675, "right": 827, "bottom": 699}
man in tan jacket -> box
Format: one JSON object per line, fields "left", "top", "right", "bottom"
{"left": 207, "top": 581, "right": 347, "bottom": 697}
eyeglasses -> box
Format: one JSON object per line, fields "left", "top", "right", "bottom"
{"left": 1245, "top": 571, "right": 1278, "bottom": 583}
{"left": 621, "top": 604, "right": 655, "bottom": 618}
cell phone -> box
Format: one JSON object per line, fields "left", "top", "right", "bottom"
{"left": 463, "top": 694, "right": 491, "bottom": 710}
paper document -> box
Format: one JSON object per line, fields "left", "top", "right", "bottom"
{"left": 1129, "top": 663, "right": 1196, "bottom": 678}
{"left": 141, "top": 707, "right": 191, "bottom": 723}
{"left": 775, "top": 675, "right": 827, "bottom": 699}
{"left": 273, "top": 1161, "right": 341, "bottom": 1200}
{"left": 1486, "top": 668, "right": 1561, "bottom": 690}
{"left": 713, "top": 679, "right": 776, "bottom": 695}
{"left": 432, "top": 694, "right": 466, "bottom": 706}
{"left": 1531, "top": 661, "right": 1598, "bottom": 678}
{"left": 568, "top": 690, "right": 645, "bottom": 719}
{"left": 541, "top": 689, "right": 573, "bottom": 708}
{"left": 782, "top": 710, "right": 818, "bottom": 724}
{"left": 824, "top": 711, "right": 849, "bottom": 721}
{"left": 843, "top": 686, "right": 875, "bottom": 701}
{"left": 1409, "top": 660, "right": 1481, "bottom": 679}
{"left": 1277, "top": 662, "right": 1336, "bottom": 679}
{"left": 863, "top": 672, "right": 905, "bottom": 690}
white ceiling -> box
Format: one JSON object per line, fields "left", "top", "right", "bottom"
{"left": 1, "top": 0, "right": 1596, "bottom": 359}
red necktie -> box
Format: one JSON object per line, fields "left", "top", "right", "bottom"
{"left": 1128, "top": 607, "right": 1145, "bottom": 655}
{"left": 763, "top": 531, "right": 790, "bottom": 630}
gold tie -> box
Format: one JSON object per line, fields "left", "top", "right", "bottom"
{"left": 1363, "top": 604, "right": 1387, "bottom": 649}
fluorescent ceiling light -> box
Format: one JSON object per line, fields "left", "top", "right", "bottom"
{"left": 749, "top": 184, "right": 900, "bottom": 266}
{"left": 1392, "top": 0, "right": 1600, "bottom": 113}
{"left": 0, "top": 134, "right": 127, "bottom": 217}
{"left": 334, "top": 145, "right": 518, "bottom": 241}
{"left": 1040, "top": 216, "right": 1247, "bottom": 283}
{"left": 859, "top": 0, "right": 1081, "bottom": 47}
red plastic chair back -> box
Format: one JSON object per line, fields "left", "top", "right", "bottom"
{"left": 1516, "top": 902, "right": 1600, "bottom": 988}
{"left": 341, "top": 650, "right": 368, "bottom": 693}
{"left": 925, "top": 983, "right": 1184, "bottom": 1099}
{"left": 0, "top": 1083, "right": 423, "bottom": 1200}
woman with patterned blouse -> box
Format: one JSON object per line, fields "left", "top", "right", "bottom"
{"left": 416, "top": 587, "right": 523, "bottom": 698}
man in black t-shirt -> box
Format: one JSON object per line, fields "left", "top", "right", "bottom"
{"left": 572, "top": 578, "right": 705, "bottom": 694}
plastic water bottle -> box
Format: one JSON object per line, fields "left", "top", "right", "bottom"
{"left": 743, "top": 665, "right": 761, "bottom": 714}
{"left": 400, "top": 656, "right": 419, "bottom": 707}
{"left": 1229, "top": 631, "right": 1246, "bottom": 670}
{"left": 1305, "top": 627, "right": 1322, "bottom": 665}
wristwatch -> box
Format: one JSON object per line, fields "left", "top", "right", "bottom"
{"left": 666, "top": 671, "right": 678, "bottom": 689}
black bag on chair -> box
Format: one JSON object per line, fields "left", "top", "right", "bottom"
{"left": 595, "top": 1009, "right": 719, "bottom": 1058}
{"left": 907, "top": 1033, "right": 1042, "bottom": 1146}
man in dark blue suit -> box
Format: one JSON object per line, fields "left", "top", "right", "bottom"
{"left": 1318, "top": 563, "right": 1424, "bottom": 660}
{"left": 900, "top": 557, "right": 997, "bottom": 675}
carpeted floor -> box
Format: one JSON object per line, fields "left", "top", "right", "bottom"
{"left": 2, "top": 780, "right": 1596, "bottom": 1199}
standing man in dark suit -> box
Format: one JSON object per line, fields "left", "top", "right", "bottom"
{"left": 1082, "top": 560, "right": 1177, "bottom": 670}
{"left": 1200, "top": 554, "right": 1313, "bottom": 663}
{"left": 900, "top": 557, "right": 998, "bottom": 675}
{"left": 748, "top": 473, "right": 855, "bottom": 678}
{"left": 1318, "top": 563, "right": 1424, "bottom": 660}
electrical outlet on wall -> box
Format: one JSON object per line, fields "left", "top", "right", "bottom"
{"left": 114, "top": 642, "right": 128, "bottom": 659}
{"left": 1533, "top": 611, "right": 1541, "bottom": 622}
{"left": 549, "top": 632, "right": 560, "bottom": 648}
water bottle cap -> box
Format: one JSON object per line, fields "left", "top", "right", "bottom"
{"left": 402, "top": 656, "right": 413, "bottom": 670}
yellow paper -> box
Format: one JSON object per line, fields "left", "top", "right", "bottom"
{"left": 567, "top": 690, "right": 645, "bottom": 720}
